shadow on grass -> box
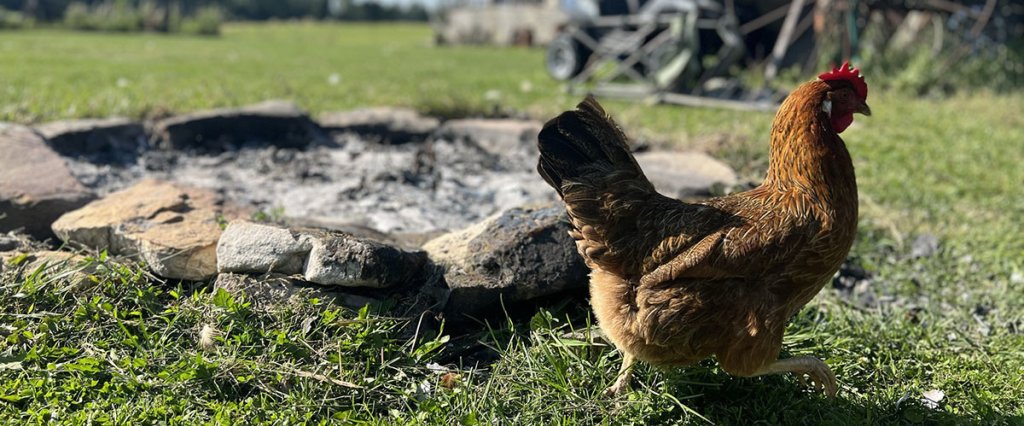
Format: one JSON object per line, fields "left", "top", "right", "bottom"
{"left": 629, "top": 364, "right": 1019, "bottom": 425}
{"left": 436, "top": 295, "right": 1018, "bottom": 424}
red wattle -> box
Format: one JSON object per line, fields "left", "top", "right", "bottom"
{"left": 832, "top": 114, "right": 854, "bottom": 133}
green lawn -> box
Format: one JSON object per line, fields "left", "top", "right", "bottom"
{"left": 1, "top": 23, "right": 1023, "bottom": 424}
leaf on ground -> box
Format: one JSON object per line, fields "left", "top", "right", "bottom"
{"left": 922, "top": 389, "right": 945, "bottom": 409}
{"left": 0, "top": 362, "right": 23, "bottom": 371}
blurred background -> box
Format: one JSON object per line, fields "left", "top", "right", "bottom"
{"left": 0, "top": 0, "right": 1020, "bottom": 120}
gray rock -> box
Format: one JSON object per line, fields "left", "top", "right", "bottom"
{"left": 217, "top": 221, "right": 312, "bottom": 275}
{"left": 51, "top": 179, "right": 248, "bottom": 281}
{"left": 422, "top": 205, "right": 588, "bottom": 316}
{"left": 35, "top": 118, "right": 145, "bottom": 158}
{"left": 318, "top": 107, "right": 440, "bottom": 144}
{"left": 831, "top": 259, "right": 876, "bottom": 308}
{"left": 303, "top": 229, "right": 428, "bottom": 288}
{"left": 0, "top": 123, "right": 95, "bottom": 239}
{"left": 910, "top": 233, "right": 940, "bottom": 259}
{"left": 0, "top": 234, "right": 18, "bottom": 251}
{"left": 215, "top": 220, "right": 428, "bottom": 288}
{"left": 151, "top": 100, "right": 326, "bottom": 150}
{"left": 633, "top": 151, "right": 738, "bottom": 199}
{"left": 435, "top": 118, "right": 542, "bottom": 169}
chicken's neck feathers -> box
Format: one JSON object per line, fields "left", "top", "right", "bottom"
{"left": 761, "top": 81, "right": 858, "bottom": 223}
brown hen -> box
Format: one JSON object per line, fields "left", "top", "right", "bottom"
{"left": 536, "top": 63, "right": 871, "bottom": 397}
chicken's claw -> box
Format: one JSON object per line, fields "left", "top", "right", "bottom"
{"left": 603, "top": 353, "right": 636, "bottom": 398}
{"left": 755, "top": 356, "right": 838, "bottom": 397}
{"left": 792, "top": 357, "right": 837, "bottom": 397}
{"left": 603, "top": 374, "right": 632, "bottom": 397}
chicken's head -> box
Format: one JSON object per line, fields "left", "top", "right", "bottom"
{"left": 818, "top": 62, "right": 871, "bottom": 133}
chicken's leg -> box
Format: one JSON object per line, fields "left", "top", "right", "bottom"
{"left": 753, "top": 356, "right": 837, "bottom": 396}
{"left": 603, "top": 353, "right": 636, "bottom": 397}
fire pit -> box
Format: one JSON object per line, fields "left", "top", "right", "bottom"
{"left": 1, "top": 101, "right": 737, "bottom": 319}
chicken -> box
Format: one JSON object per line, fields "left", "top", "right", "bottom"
{"left": 536, "top": 62, "right": 870, "bottom": 397}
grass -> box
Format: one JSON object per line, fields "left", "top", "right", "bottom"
{"left": 1, "top": 23, "right": 1023, "bottom": 424}
{"left": 0, "top": 23, "right": 764, "bottom": 137}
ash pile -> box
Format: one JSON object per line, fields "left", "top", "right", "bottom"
{"left": 0, "top": 101, "right": 737, "bottom": 321}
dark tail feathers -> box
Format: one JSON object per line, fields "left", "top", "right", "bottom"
{"left": 537, "top": 96, "right": 647, "bottom": 196}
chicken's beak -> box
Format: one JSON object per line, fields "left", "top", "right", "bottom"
{"left": 856, "top": 101, "right": 871, "bottom": 116}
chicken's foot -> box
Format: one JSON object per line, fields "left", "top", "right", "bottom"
{"left": 753, "top": 356, "right": 837, "bottom": 397}
{"left": 603, "top": 353, "right": 635, "bottom": 397}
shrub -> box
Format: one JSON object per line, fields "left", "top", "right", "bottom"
{"left": 138, "top": 0, "right": 167, "bottom": 32}
{"left": 0, "top": 7, "right": 33, "bottom": 30}
{"left": 61, "top": 1, "right": 220, "bottom": 36}
{"left": 63, "top": 1, "right": 142, "bottom": 32}
{"left": 63, "top": 2, "right": 96, "bottom": 31}
{"left": 859, "top": 32, "right": 1023, "bottom": 95}
{"left": 181, "top": 5, "right": 222, "bottom": 36}
{"left": 816, "top": 10, "right": 1024, "bottom": 95}
{"left": 167, "top": 1, "right": 183, "bottom": 33}
{"left": 93, "top": 1, "right": 142, "bottom": 32}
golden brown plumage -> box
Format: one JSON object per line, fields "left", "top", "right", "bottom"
{"left": 537, "top": 65, "right": 871, "bottom": 397}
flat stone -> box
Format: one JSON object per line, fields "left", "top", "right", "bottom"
{"left": 51, "top": 179, "right": 245, "bottom": 281}
{"left": 318, "top": 107, "right": 440, "bottom": 144}
{"left": 217, "top": 221, "right": 312, "bottom": 275}
{"left": 0, "top": 123, "right": 95, "bottom": 239}
{"left": 422, "top": 205, "right": 588, "bottom": 316}
{"left": 435, "top": 119, "right": 542, "bottom": 169}
{"left": 215, "top": 221, "right": 428, "bottom": 288}
{"left": 633, "top": 151, "right": 738, "bottom": 198}
{"left": 151, "top": 100, "right": 326, "bottom": 150}
{"left": 35, "top": 118, "right": 145, "bottom": 158}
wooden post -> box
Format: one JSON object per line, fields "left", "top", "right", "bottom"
{"left": 765, "top": 0, "right": 809, "bottom": 81}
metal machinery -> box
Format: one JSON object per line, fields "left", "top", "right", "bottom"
{"left": 545, "top": 0, "right": 1018, "bottom": 110}
{"left": 546, "top": 0, "right": 766, "bottom": 109}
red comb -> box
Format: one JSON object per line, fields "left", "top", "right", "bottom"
{"left": 818, "top": 61, "right": 868, "bottom": 100}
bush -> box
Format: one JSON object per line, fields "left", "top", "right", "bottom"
{"left": 858, "top": 32, "right": 1023, "bottom": 95}
{"left": 94, "top": 1, "right": 141, "bottom": 32}
{"left": 814, "top": 9, "right": 1024, "bottom": 95}
{"left": 138, "top": 0, "right": 166, "bottom": 32}
{"left": 62, "top": 2, "right": 95, "bottom": 30}
{"left": 181, "top": 5, "right": 222, "bottom": 36}
{"left": 61, "top": 1, "right": 219, "bottom": 36}
{"left": 64, "top": 1, "right": 142, "bottom": 32}
{"left": 0, "top": 7, "right": 32, "bottom": 30}
{"left": 167, "top": 1, "right": 183, "bottom": 33}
